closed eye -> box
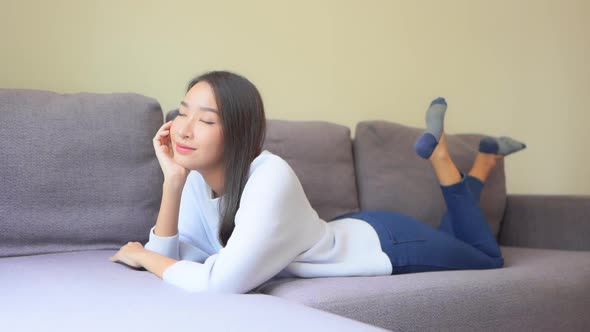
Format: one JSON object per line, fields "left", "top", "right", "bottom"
{"left": 200, "top": 120, "right": 214, "bottom": 125}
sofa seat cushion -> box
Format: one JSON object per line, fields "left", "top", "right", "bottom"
{"left": 354, "top": 120, "right": 507, "bottom": 236}
{"left": 257, "top": 246, "right": 590, "bottom": 331}
{"left": 0, "top": 250, "right": 386, "bottom": 332}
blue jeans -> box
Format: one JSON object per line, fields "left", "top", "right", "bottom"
{"left": 331, "top": 172, "right": 504, "bottom": 274}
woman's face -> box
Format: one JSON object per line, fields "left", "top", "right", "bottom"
{"left": 171, "top": 81, "right": 224, "bottom": 172}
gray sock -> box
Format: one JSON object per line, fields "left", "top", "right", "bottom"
{"left": 425, "top": 97, "right": 447, "bottom": 141}
{"left": 414, "top": 97, "right": 447, "bottom": 159}
{"left": 479, "top": 136, "right": 527, "bottom": 156}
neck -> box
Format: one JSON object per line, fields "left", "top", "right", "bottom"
{"left": 200, "top": 165, "right": 225, "bottom": 199}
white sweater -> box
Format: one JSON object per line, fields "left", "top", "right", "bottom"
{"left": 144, "top": 150, "right": 392, "bottom": 294}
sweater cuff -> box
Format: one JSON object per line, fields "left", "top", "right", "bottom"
{"left": 144, "top": 225, "right": 180, "bottom": 260}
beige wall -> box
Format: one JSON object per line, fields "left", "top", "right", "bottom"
{"left": 2, "top": 0, "right": 588, "bottom": 195}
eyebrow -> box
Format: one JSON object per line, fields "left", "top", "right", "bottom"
{"left": 180, "top": 100, "right": 218, "bottom": 113}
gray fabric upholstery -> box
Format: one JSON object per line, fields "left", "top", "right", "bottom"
{"left": 500, "top": 194, "right": 590, "bottom": 251}
{"left": 0, "top": 250, "right": 387, "bottom": 332}
{"left": 0, "top": 89, "right": 164, "bottom": 257}
{"left": 257, "top": 246, "right": 590, "bottom": 331}
{"left": 262, "top": 119, "right": 360, "bottom": 221}
{"left": 354, "top": 120, "right": 507, "bottom": 237}
{"left": 166, "top": 108, "right": 179, "bottom": 122}
{"left": 2, "top": 95, "right": 588, "bottom": 332}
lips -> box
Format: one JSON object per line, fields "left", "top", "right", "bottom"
{"left": 176, "top": 143, "right": 195, "bottom": 150}
{"left": 175, "top": 142, "right": 196, "bottom": 155}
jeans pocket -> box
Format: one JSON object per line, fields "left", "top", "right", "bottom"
{"left": 392, "top": 238, "right": 427, "bottom": 244}
{"left": 387, "top": 228, "right": 426, "bottom": 244}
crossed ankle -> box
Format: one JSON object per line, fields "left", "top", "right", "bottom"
{"left": 477, "top": 153, "right": 499, "bottom": 167}
{"left": 429, "top": 149, "right": 452, "bottom": 162}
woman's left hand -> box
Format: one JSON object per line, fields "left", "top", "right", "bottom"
{"left": 109, "top": 242, "right": 146, "bottom": 268}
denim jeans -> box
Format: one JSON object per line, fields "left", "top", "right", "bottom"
{"left": 331, "top": 172, "right": 504, "bottom": 274}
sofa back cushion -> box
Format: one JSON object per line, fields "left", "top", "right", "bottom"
{"left": 0, "top": 89, "right": 164, "bottom": 257}
{"left": 353, "top": 121, "right": 506, "bottom": 237}
{"left": 263, "top": 119, "right": 360, "bottom": 221}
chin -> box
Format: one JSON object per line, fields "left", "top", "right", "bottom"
{"left": 177, "top": 158, "right": 209, "bottom": 173}
{"left": 173, "top": 155, "right": 193, "bottom": 168}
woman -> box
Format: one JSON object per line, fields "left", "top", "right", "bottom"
{"left": 109, "top": 71, "right": 526, "bottom": 293}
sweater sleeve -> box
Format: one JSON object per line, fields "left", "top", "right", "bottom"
{"left": 144, "top": 172, "right": 211, "bottom": 263}
{"left": 161, "top": 157, "right": 320, "bottom": 294}
{"left": 144, "top": 226, "right": 210, "bottom": 263}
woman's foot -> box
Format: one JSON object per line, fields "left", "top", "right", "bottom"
{"left": 428, "top": 132, "right": 462, "bottom": 185}
{"left": 414, "top": 97, "right": 447, "bottom": 159}
{"left": 467, "top": 136, "right": 526, "bottom": 183}
{"left": 479, "top": 136, "right": 527, "bottom": 156}
{"left": 413, "top": 97, "right": 462, "bottom": 185}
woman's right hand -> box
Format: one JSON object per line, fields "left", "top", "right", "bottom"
{"left": 153, "top": 120, "right": 190, "bottom": 185}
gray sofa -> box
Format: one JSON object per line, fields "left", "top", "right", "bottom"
{"left": 1, "top": 89, "right": 588, "bottom": 332}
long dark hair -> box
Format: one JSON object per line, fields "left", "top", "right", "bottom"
{"left": 186, "top": 71, "right": 266, "bottom": 247}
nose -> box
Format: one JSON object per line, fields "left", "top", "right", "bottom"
{"left": 176, "top": 119, "right": 192, "bottom": 139}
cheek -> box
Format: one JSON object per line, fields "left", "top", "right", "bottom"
{"left": 195, "top": 128, "right": 221, "bottom": 147}
{"left": 204, "top": 128, "right": 224, "bottom": 159}
{"left": 214, "top": 128, "right": 224, "bottom": 149}
{"left": 170, "top": 120, "right": 179, "bottom": 141}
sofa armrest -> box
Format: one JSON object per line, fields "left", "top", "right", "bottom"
{"left": 498, "top": 194, "right": 590, "bottom": 251}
